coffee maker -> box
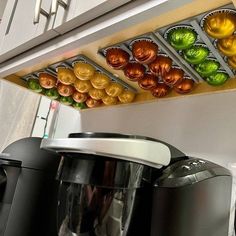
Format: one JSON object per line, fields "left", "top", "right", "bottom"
{"left": 41, "top": 132, "right": 233, "bottom": 236}
{"left": 0, "top": 137, "right": 61, "bottom": 236}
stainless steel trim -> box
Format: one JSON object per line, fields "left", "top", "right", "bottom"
{"left": 51, "top": 0, "right": 57, "bottom": 14}
{"left": 34, "top": 0, "right": 49, "bottom": 24}
{"left": 51, "top": 0, "right": 68, "bottom": 15}
{"left": 5, "top": 0, "right": 19, "bottom": 35}
{"left": 0, "top": 153, "right": 10, "bottom": 157}
{"left": 41, "top": 138, "right": 171, "bottom": 168}
{"left": 34, "top": 0, "right": 42, "bottom": 24}
{"left": 47, "top": 103, "right": 61, "bottom": 138}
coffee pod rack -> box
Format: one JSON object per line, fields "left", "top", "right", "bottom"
{"left": 99, "top": 32, "right": 198, "bottom": 81}
{"left": 19, "top": 3, "right": 236, "bottom": 110}
{"left": 22, "top": 54, "right": 137, "bottom": 93}
{"left": 155, "top": 3, "right": 236, "bottom": 81}
{"left": 98, "top": 32, "right": 198, "bottom": 102}
{"left": 51, "top": 54, "right": 137, "bottom": 93}
{"left": 22, "top": 54, "right": 137, "bottom": 110}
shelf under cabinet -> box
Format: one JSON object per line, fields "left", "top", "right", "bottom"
{"left": 1, "top": 0, "right": 235, "bottom": 110}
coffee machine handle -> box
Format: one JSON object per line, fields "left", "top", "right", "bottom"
{"left": 41, "top": 137, "right": 171, "bottom": 168}
{"left": 0, "top": 154, "right": 22, "bottom": 193}
{"left": 0, "top": 163, "right": 7, "bottom": 200}
{"left": 0, "top": 155, "right": 10, "bottom": 189}
{"left": 0, "top": 154, "right": 22, "bottom": 167}
{"left": 0, "top": 167, "right": 6, "bottom": 187}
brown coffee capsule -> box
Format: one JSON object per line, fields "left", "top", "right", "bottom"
{"left": 163, "top": 68, "right": 184, "bottom": 86}
{"left": 174, "top": 79, "right": 194, "bottom": 94}
{"left": 151, "top": 83, "right": 170, "bottom": 98}
{"left": 124, "top": 62, "right": 146, "bottom": 82}
{"left": 106, "top": 48, "right": 130, "bottom": 70}
{"left": 132, "top": 40, "right": 158, "bottom": 64}
{"left": 138, "top": 73, "right": 158, "bottom": 90}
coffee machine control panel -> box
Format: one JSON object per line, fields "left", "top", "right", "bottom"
{"left": 155, "top": 158, "right": 231, "bottom": 188}
{"left": 171, "top": 159, "right": 209, "bottom": 177}
{"left": 181, "top": 159, "right": 206, "bottom": 171}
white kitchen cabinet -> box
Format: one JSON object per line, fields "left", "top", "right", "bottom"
{"left": 0, "top": 0, "right": 132, "bottom": 63}
{"left": 52, "top": 0, "right": 132, "bottom": 34}
{"left": 0, "top": 0, "right": 8, "bottom": 21}
{"left": 0, "top": 0, "right": 58, "bottom": 63}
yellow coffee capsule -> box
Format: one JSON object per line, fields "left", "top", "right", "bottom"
{"left": 73, "top": 62, "right": 95, "bottom": 80}
{"left": 118, "top": 90, "right": 135, "bottom": 103}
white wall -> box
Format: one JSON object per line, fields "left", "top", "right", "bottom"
{"left": 0, "top": 0, "right": 7, "bottom": 20}
{"left": 54, "top": 91, "right": 236, "bottom": 167}
{"left": 53, "top": 104, "right": 82, "bottom": 138}
{"left": 0, "top": 80, "right": 40, "bottom": 151}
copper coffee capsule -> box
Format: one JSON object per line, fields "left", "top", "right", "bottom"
{"left": 72, "top": 91, "right": 88, "bottom": 103}
{"left": 174, "top": 78, "right": 194, "bottom": 94}
{"left": 151, "top": 83, "right": 170, "bottom": 98}
{"left": 39, "top": 72, "right": 57, "bottom": 89}
{"left": 132, "top": 40, "right": 158, "bottom": 64}
{"left": 85, "top": 97, "right": 101, "bottom": 108}
{"left": 57, "top": 83, "right": 74, "bottom": 97}
{"left": 106, "top": 48, "right": 130, "bottom": 70}
{"left": 149, "top": 55, "right": 172, "bottom": 76}
{"left": 163, "top": 68, "right": 184, "bottom": 86}
{"left": 124, "top": 62, "right": 146, "bottom": 81}
{"left": 138, "top": 73, "right": 158, "bottom": 90}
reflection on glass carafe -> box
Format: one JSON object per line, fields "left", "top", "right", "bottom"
{"left": 228, "top": 163, "right": 236, "bottom": 236}
{"left": 57, "top": 154, "right": 152, "bottom": 236}
{"left": 58, "top": 185, "right": 134, "bottom": 236}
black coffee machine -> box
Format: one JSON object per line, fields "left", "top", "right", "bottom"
{"left": 0, "top": 137, "right": 61, "bottom": 236}
{"left": 41, "top": 132, "right": 233, "bottom": 236}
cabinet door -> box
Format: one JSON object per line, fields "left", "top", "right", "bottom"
{"left": 0, "top": 0, "right": 59, "bottom": 63}
{"left": 53, "top": 0, "right": 132, "bottom": 34}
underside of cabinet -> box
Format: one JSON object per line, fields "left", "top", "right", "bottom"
{"left": 2, "top": 0, "right": 236, "bottom": 110}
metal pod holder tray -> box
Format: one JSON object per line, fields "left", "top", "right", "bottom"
{"left": 98, "top": 3, "right": 236, "bottom": 85}
{"left": 98, "top": 32, "right": 196, "bottom": 83}
{"left": 22, "top": 54, "right": 137, "bottom": 93}
{"left": 155, "top": 3, "right": 236, "bottom": 80}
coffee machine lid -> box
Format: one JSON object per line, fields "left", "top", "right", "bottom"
{"left": 41, "top": 132, "right": 176, "bottom": 168}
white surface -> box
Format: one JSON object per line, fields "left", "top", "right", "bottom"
{"left": 0, "top": 0, "right": 7, "bottom": 20}
{"left": 0, "top": 0, "right": 133, "bottom": 63}
{"left": 41, "top": 137, "right": 171, "bottom": 168}
{"left": 228, "top": 163, "right": 236, "bottom": 236}
{"left": 53, "top": 104, "right": 82, "bottom": 138}
{"left": 37, "top": 96, "right": 51, "bottom": 118}
{"left": 0, "top": 80, "right": 40, "bottom": 151}
{"left": 0, "top": 0, "right": 182, "bottom": 76}
{"left": 53, "top": 0, "right": 132, "bottom": 34}
{"left": 30, "top": 98, "right": 61, "bottom": 138}
{"left": 54, "top": 91, "right": 236, "bottom": 167}
{"left": 0, "top": 0, "right": 58, "bottom": 62}
{"left": 31, "top": 117, "right": 46, "bottom": 137}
